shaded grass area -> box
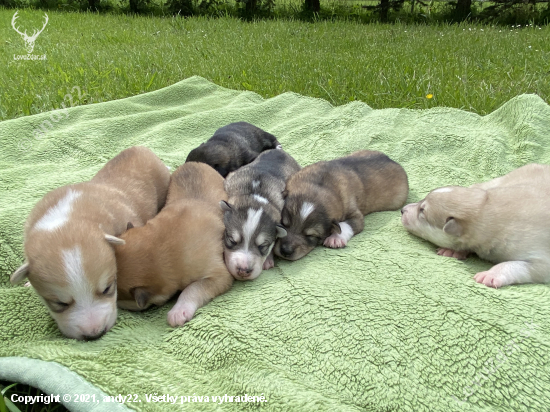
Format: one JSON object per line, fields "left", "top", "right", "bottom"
{"left": 1, "top": 381, "right": 68, "bottom": 412}
{"left": 1, "top": 9, "right": 549, "bottom": 122}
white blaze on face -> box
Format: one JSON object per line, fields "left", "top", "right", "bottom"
{"left": 300, "top": 202, "right": 315, "bottom": 221}
{"left": 433, "top": 187, "right": 453, "bottom": 194}
{"left": 54, "top": 246, "right": 117, "bottom": 339}
{"left": 253, "top": 194, "right": 269, "bottom": 204}
{"left": 225, "top": 208, "right": 265, "bottom": 280}
{"left": 35, "top": 189, "right": 82, "bottom": 231}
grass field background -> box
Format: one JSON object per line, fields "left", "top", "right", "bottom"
{"left": 1, "top": 9, "right": 549, "bottom": 123}
{"left": 1, "top": 8, "right": 549, "bottom": 412}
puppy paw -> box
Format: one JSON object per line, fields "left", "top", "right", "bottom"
{"left": 474, "top": 271, "right": 505, "bottom": 288}
{"left": 262, "top": 256, "right": 275, "bottom": 270}
{"left": 167, "top": 303, "right": 197, "bottom": 327}
{"left": 323, "top": 233, "right": 348, "bottom": 248}
{"left": 437, "top": 248, "right": 470, "bottom": 260}
{"left": 24, "top": 281, "right": 32, "bottom": 287}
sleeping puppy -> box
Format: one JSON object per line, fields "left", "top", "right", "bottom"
{"left": 221, "top": 149, "right": 301, "bottom": 280}
{"left": 185, "top": 122, "right": 282, "bottom": 177}
{"left": 401, "top": 163, "right": 550, "bottom": 288}
{"left": 10, "top": 147, "right": 171, "bottom": 340}
{"left": 274, "top": 150, "right": 409, "bottom": 261}
{"left": 116, "top": 162, "right": 233, "bottom": 326}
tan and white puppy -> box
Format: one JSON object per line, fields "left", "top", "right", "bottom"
{"left": 10, "top": 147, "right": 171, "bottom": 340}
{"left": 115, "top": 162, "right": 234, "bottom": 327}
{"left": 275, "top": 150, "right": 409, "bottom": 261}
{"left": 401, "top": 163, "right": 550, "bottom": 288}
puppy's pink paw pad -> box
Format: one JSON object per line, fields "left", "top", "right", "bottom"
{"left": 167, "top": 304, "right": 197, "bottom": 327}
{"left": 323, "top": 233, "right": 347, "bottom": 249}
{"left": 437, "top": 248, "right": 469, "bottom": 260}
{"left": 474, "top": 271, "right": 504, "bottom": 288}
{"left": 263, "top": 257, "right": 274, "bottom": 270}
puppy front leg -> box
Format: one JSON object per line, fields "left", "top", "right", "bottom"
{"left": 167, "top": 270, "right": 233, "bottom": 327}
{"left": 323, "top": 210, "right": 364, "bottom": 249}
{"left": 262, "top": 250, "right": 275, "bottom": 270}
{"left": 437, "top": 248, "right": 470, "bottom": 260}
{"left": 473, "top": 261, "right": 541, "bottom": 288}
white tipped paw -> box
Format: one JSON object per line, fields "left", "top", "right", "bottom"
{"left": 167, "top": 303, "right": 197, "bottom": 327}
{"left": 474, "top": 270, "right": 505, "bottom": 288}
{"left": 323, "top": 233, "right": 348, "bottom": 248}
{"left": 262, "top": 256, "right": 275, "bottom": 270}
{"left": 437, "top": 248, "right": 470, "bottom": 260}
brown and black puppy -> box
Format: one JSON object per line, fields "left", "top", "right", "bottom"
{"left": 401, "top": 163, "right": 550, "bottom": 288}
{"left": 185, "top": 122, "right": 282, "bottom": 177}
{"left": 274, "top": 150, "right": 409, "bottom": 261}
{"left": 10, "top": 146, "right": 171, "bottom": 340}
{"left": 115, "top": 162, "right": 233, "bottom": 327}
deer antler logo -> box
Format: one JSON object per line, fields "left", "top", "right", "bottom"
{"left": 11, "top": 11, "right": 49, "bottom": 54}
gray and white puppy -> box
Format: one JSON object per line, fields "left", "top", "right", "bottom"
{"left": 221, "top": 149, "right": 301, "bottom": 280}
{"left": 186, "top": 122, "right": 281, "bottom": 177}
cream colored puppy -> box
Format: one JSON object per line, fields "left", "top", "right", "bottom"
{"left": 401, "top": 163, "right": 550, "bottom": 288}
{"left": 10, "top": 147, "right": 171, "bottom": 340}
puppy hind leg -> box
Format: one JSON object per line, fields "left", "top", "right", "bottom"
{"left": 167, "top": 270, "right": 233, "bottom": 327}
{"left": 323, "top": 211, "right": 364, "bottom": 249}
{"left": 473, "top": 260, "right": 543, "bottom": 288}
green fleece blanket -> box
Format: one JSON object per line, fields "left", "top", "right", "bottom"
{"left": 1, "top": 76, "right": 549, "bottom": 412}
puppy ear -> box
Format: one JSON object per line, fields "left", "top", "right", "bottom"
{"left": 276, "top": 224, "right": 287, "bottom": 238}
{"left": 126, "top": 222, "right": 134, "bottom": 230}
{"left": 10, "top": 262, "right": 29, "bottom": 284}
{"left": 331, "top": 220, "right": 342, "bottom": 235}
{"left": 220, "top": 200, "right": 233, "bottom": 212}
{"left": 132, "top": 287, "right": 150, "bottom": 310}
{"left": 443, "top": 217, "right": 463, "bottom": 237}
{"left": 104, "top": 234, "right": 125, "bottom": 245}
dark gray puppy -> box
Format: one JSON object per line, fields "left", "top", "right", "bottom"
{"left": 186, "top": 122, "right": 281, "bottom": 177}
{"left": 220, "top": 149, "right": 301, "bottom": 280}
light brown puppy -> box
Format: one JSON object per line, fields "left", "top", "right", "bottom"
{"left": 275, "top": 150, "right": 409, "bottom": 261}
{"left": 401, "top": 163, "right": 550, "bottom": 288}
{"left": 115, "top": 162, "right": 233, "bottom": 327}
{"left": 10, "top": 146, "right": 171, "bottom": 340}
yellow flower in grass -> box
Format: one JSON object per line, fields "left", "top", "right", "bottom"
{"left": 426, "top": 94, "right": 433, "bottom": 99}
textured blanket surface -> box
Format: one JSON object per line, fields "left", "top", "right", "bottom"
{"left": 0, "top": 76, "right": 549, "bottom": 412}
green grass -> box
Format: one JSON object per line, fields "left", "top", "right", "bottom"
{"left": 1, "top": 8, "right": 549, "bottom": 123}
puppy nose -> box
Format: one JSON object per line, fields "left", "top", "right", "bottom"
{"left": 237, "top": 266, "right": 252, "bottom": 276}
{"left": 82, "top": 328, "right": 107, "bottom": 341}
{"left": 280, "top": 244, "right": 293, "bottom": 257}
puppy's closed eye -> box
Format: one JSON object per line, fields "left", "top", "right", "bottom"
{"left": 225, "top": 233, "right": 238, "bottom": 248}
{"left": 47, "top": 300, "right": 71, "bottom": 313}
{"left": 258, "top": 244, "right": 270, "bottom": 255}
